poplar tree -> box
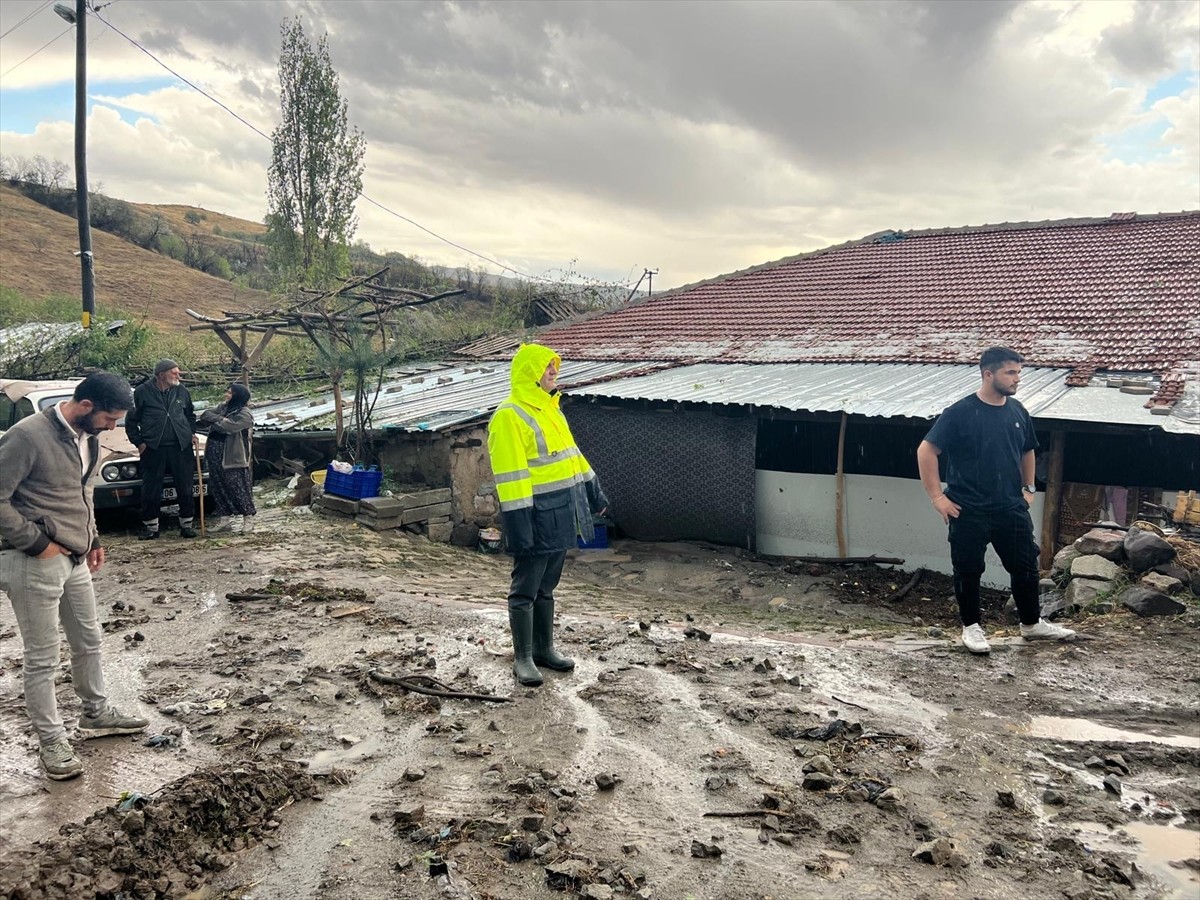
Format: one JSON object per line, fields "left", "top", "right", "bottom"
{"left": 266, "top": 18, "right": 366, "bottom": 288}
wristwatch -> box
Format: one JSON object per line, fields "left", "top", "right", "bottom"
{"left": 1023, "top": 484, "right": 1036, "bottom": 494}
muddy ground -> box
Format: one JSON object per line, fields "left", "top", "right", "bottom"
{"left": 1, "top": 496, "right": 1198, "bottom": 900}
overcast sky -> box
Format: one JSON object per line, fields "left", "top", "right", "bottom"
{"left": 1, "top": 0, "right": 1196, "bottom": 290}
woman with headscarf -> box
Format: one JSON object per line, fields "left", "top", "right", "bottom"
{"left": 487, "top": 344, "right": 608, "bottom": 687}
{"left": 198, "top": 383, "right": 256, "bottom": 533}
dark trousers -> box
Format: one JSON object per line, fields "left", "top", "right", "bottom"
{"left": 140, "top": 441, "right": 196, "bottom": 522}
{"left": 508, "top": 551, "right": 567, "bottom": 612}
{"left": 948, "top": 505, "right": 1041, "bottom": 627}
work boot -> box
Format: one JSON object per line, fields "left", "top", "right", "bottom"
{"left": 39, "top": 738, "right": 83, "bottom": 781}
{"left": 508, "top": 607, "right": 543, "bottom": 687}
{"left": 532, "top": 598, "right": 575, "bottom": 671}
{"left": 136, "top": 526, "right": 159, "bottom": 540}
{"left": 179, "top": 526, "right": 198, "bottom": 538}
{"left": 78, "top": 706, "right": 149, "bottom": 739}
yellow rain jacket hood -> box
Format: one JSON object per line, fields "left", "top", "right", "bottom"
{"left": 487, "top": 344, "right": 607, "bottom": 555}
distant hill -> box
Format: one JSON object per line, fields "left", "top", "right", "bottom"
{"left": 0, "top": 185, "right": 274, "bottom": 329}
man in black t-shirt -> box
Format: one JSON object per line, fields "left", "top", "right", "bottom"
{"left": 917, "top": 347, "right": 1076, "bottom": 654}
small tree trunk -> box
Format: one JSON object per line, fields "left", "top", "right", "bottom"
{"left": 331, "top": 372, "right": 345, "bottom": 452}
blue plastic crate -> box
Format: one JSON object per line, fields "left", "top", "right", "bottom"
{"left": 325, "top": 464, "right": 383, "bottom": 500}
{"left": 577, "top": 522, "right": 609, "bottom": 550}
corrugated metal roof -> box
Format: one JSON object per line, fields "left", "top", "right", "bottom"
{"left": 569, "top": 362, "right": 1199, "bottom": 434}
{"left": 252, "top": 360, "right": 653, "bottom": 433}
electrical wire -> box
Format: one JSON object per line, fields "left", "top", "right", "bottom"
{"left": 0, "top": 0, "right": 53, "bottom": 42}
{"left": 91, "top": 7, "right": 636, "bottom": 291}
{"left": 0, "top": 22, "right": 71, "bottom": 80}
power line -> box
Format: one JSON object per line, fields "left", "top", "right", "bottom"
{"left": 0, "top": 22, "right": 71, "bottom": 80}
{"left": 91, "top": 7, "right": 634, "bottom": 290}
{"left": 0, "top": 0, "right": 53, "bottom": 42}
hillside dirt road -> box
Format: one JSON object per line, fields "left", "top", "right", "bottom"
{"left": 1, "top": 505, "right": 1198, "bottom": 900}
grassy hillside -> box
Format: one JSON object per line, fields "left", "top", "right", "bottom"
{"left": 0, "top": 185, "right": 274, "bottom": 330}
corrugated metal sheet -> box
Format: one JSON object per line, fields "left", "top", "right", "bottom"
{"left": 569, "top": 362, "right": 1199, "bottom": 434}
{"left": 252, "top": 360, "right": 653, "bottom": 433}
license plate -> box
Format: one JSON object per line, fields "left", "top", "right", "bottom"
{"left": 161, "top": 484, "right": 206, "bottom": 501}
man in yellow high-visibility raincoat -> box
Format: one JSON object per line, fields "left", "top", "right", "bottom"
{"left": 487, "top": 344, "right": 608, "bottom": 687}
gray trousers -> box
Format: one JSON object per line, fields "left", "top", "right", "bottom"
{"left": 0, "top": 550, "right": 107, "bottom": 744}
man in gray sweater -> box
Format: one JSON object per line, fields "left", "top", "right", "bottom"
{"left": 0, "top": 372, "right": 148, "bottom": 780}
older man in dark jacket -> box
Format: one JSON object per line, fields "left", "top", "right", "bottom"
{"left": 124, "top": 359, "right": 198, "bottom": 539}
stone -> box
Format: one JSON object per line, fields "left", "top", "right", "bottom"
{"left": 1073, "top": 528, "right": 1126, "bottom": 561}
{"left": 427, "top": 522, "right": 453, "bottom": 543}
{"left": 472, "top": 494, "right": 497, "bottom": 515}
{"left": 827, "top": 824, "right": 860, "bottom": 845}
{"left": 874, "top": 788, "right": 903, "bottom": 811}
{"left": 1140, "top": 572, "right": 1183, "bottom": 594}
{"left": 690, "top": 840, "right": 723, "bottom": 858}
{"left": 1064, "top": 579, "right": 1104, "bottom": 610}
{"left": 1051, "top": 545, "right": 1081, "bottom": 574}
{"left": 400, "top": 502, "right": 452, "bottom": 525}
{"left": 704, "top": 775, "right": 726, "bottom": 791}
{"left": 402, "top": 768, "right": 426, "bottom": 782}
{"left": 358, "top": 496, "right": 404, "bottom": 516}
{"left": 1103, "top": 774, "right": 1122, "bottom": 795}
{"left": 450, "top": 523, "right": 480, "bottom": 547}
{"left": 1152, "top": 562, "right": 1190, "bottom": 582}
{"left": 594, "top": 772, "right": 617, "bottom": 791}
{"left": 1038, "top": 591, "right": 1070, "bottom": 620}
{"left": 1120, "top": 586, "right": 1186, "bottom": 618}
{"left": 1039, "top": 577, "right": 1057, "bottom": 594}
{"left": 1070, "top": 555, "right": 1123, "bottom": 582}
{"left": 801, "top": 755, "right": 835, "bottom": 776}
{"left": 912, "top": 837, "right": 956, "bottom": 866}
{"left": 802, "top": 772, "right": 836, "bottom": 791}
{"left": 521, "top": 814, "right": 545, "bottom": 832}
{"left": 1124, "top": 527, "right": 1176, "bottom": 573}
{"left": 318, "top": 494, "right": 360, "bottom": 516}
{"left": 581, "top": 885, "right": 613, "bottom": 900}
{"left": 393, "top": 804, "right": 425, "bottom": 826}
{"left": 1042, "top": 789, "right": 1067, "bottom": 806}
{"left": 1003, "top": 597, "right": 1020, "bottom": 625}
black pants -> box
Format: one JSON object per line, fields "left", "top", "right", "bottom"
{"left": 140, "top": 441, "right": 196, "bottom": 522}
{"left": 948, "top": 505, "right": 1041, "bottom": 627}
{"left": 508, "top": 551, "right": 567, "bottom": 612}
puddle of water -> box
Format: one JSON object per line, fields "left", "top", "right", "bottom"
{"left": 1070, "top": 821, "right": 1200, "bottom": 899}
{"left": 1017, "top": 716, "right": 1200, "bottom": 749}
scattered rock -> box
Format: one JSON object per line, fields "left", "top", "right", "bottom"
{"left": 393, "top": 804, "right": 425, "bottom": 826}
{"left": 521, "top": 814, "right": 545, "bottom": 832}
{"left": 827, "top": 824, "right": 860, "bottom": 845}
{"left": 912, "top": 837, "right": 958, "bottom": 866}
{"left": 1140, "top": 572, "right": 1183, "bottom": 594}
{"left": 1070, "top": 555, "right": 1123, "bottom": 582}
{"left": 1042, "top": 789, "right": 1067, "bottom": 806}
{"left": 683, "top": 627, "right": 712, "bottom": 641}
{"left": 704, "top": 775, "right": 726, "bottom": 792}
{"left": 995, "top": 790, "right": 1018, "bottom": 809}
{"left": 1120, "top": 586, "right": 1186, "bottom": 618}
{"left": 801, "top": 755, "right": 835, "bottom": 776}
{"left": 874, "top": 788, "right": 904, "bottom": 811}
{"left": 402, "top": 769, "right": 426, "bottom": 783}
{"left": 1103, "top": 774, "right": 1122, "bottom": 795}
{"left": 1104, "top": 753, "right": 1130, "bottom": 775}
{"left": 1123, "top": 527, "right": 1176, "bottom": 573}
{"left": 1052, "top": 545, "right": 1082, "bottom": 574}
{"left": 581, "top": 885, "right": 614, "bottom": 900}
{"left": 1064, "top": 579, "right": 1104, "bottom": 610}
{"left": 594, "top": 773, "right": 617, "bottom": 791}
{"left": 690, "top": 840, "right": 723, "bottom": 859}
{"left": 1038, "top": 591, "right": 1071, "bottom": 620}
{"left": 1073, "top": 529, "right": 1126, "bottom": 561}
{"left": 803, "top": 772, "right": 836, "bottom": 791}
{"left": 1151, "top": 561, "right": 1191, "bottom": 582}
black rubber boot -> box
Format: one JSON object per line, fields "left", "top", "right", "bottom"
{"left": 533, "top": 598, "right": 575, "bottom": 671}
{"left": 508, "top": 607, "right": 543, "bottom": 687}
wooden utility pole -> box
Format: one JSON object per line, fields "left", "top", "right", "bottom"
{"left": 1039, "top": 431, "right": 1066, "bottom": 570}
{"left": 56, "top": 1, "right": 96, "bottom": 328}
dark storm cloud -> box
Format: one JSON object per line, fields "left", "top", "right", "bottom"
{"left": 1099, "top": 1, "right": 1193, "bottom": 78}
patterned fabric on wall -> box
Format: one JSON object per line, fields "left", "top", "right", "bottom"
{"left": 565, "top": 403, "right": 757, "bottom": 549}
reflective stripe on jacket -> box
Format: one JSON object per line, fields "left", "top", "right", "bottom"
{"left": 487, "top": 344, "right": 607, "bottom": 555}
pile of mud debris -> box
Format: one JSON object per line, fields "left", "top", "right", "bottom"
{"left": 0, "top": 762, "right": 317, "bottom": 899}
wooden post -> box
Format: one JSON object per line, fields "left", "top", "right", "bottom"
{"left": 1039, "top": 431, "right": 1065, "bottom": 570}
{"left": 240, "top": 327, "right": 248, "bottom": 387}
{"left": 835, "top": 411, "right": 848, "bottom": 559}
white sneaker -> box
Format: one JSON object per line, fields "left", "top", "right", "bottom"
{"left": 1020, "top": 619, "right": 1076, "bottom": 641}
{"left": 962, "top": 623, "right": 991, "bottom": 654}
{"left": 208, "top": 517, "right": 232, "bottom": 533}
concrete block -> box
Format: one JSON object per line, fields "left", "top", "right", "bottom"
{"left": 400, "top": 501, "right": 453, "bottom": 525}
{"left": 397, "top": 488, "right": 451, "bottom": 508}
{"left": 319, "top": 495, "right": 361, "bottom": 516}
{"left": 356, "top": 514, "right": 401, "bottom": 531}
{"left": 359, "top": 496, "right": 404, "bottom": 517}
{"left": 426, "top": 515, "right": 451, "bottom": 524}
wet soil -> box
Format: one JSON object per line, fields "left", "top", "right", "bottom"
{"left": 1, "top": 503, "right": 1198, "bottom": 900}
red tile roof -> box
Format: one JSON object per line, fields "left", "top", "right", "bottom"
{"left": 543, "top": 213, "right": 1200, "bottom": 383}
